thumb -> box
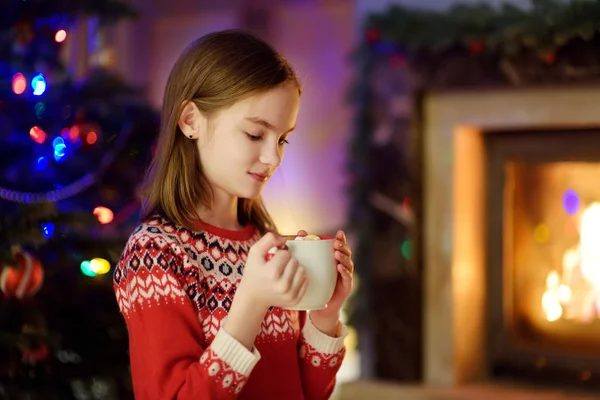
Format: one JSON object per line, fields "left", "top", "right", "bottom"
{"left": 297, "top": 230, "right": 308, "bottom": 237}
{"left": 251, "top": 232, "right": 286, "bottom": 257}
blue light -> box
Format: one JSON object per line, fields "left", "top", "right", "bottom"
{"left": 54, "top": 145, "right": 67, "bottom": 162}
{"left": 373, "top": 41, "right": 398, "bottom": 55}
{"left": 54, "top": 143, "right": 66, "bottom": 157}
{"left": 53, "top": 136, "right": 67, "bottom": 162}
{"left": 31, "top": 73, "right": 46, "bottom": 96}
{"left": 563, "top": 189, "right": 580, "bottom": 215}
{"left": 42, "top": 222, "right": 55, "bottom": 238}
{"left": 36, "top": 156, "right": 48, "bottom": 170}
{"left": 52, "top": 137, "right": 64, "bottom": 149}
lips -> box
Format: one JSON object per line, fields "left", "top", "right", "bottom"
{"left": 249, "top": 172, "right": 269, "bottom": 182}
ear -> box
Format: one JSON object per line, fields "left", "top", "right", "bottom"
{"left": 178, "top": 101, "right": 204, "bottom": 140}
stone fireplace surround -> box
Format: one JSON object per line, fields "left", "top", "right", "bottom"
{"left": 421, "top": 86, "right": 600, "bottom": 386}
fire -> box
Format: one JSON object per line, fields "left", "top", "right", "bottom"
{"left": 542, "top": 202, "right": 600, "bottom": 322}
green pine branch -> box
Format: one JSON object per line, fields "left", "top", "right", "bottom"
{"left": 0, "top": 203, "right": 100, "bottom": 265}
{"left": 365, "top": 0, "right": 600, "bottom": 55}
{"left": 0, "top": 0, "right": 138, "bottom": 30}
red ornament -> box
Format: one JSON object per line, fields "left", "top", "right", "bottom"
{"left": 0, "top": 249, "right": 44, "bottom": 299}
{"left": 366, "top": 28, "right": 380, "bottom": 43}
{"left": 21, "top": 344, "right": 49, "bottom": 363}
{"left": 544, "top": 52, "right": 556, "bottom": 64}
{"left": 468, "top": 40, "right": 484, "bottom": 55}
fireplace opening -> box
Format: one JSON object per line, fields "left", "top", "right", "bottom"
{"left": 485, "top": 127, "right": 600, "bottom": 389}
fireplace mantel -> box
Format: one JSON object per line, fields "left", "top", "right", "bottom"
{"left": 421, "top": 86, "right": 600, "bottom": 386}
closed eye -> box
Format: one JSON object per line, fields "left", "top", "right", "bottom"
{"left": 246, "top": 132, "right": 290, "bottom": 145}
{"left": 245, "top": 132, "right": 261, "bottom": 141}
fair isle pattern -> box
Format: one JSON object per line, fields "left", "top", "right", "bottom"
{"left": 114, "top": 223, "right": 189, "bottom": 317}
{"left": 114, "top": 215, "right": 298, "bottom": 344}
{"left": 114, "top": 215, "right": 347, "bottom": 399}
{"left": 256, "top": 307, "right": 300, "bottom": 343}
{"left": 199, "top": 347, "right": 247, "bottom": 395}
{"left": 298, "top": 340, "right": 346, "bottom": 369}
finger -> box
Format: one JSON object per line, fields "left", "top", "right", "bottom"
{"left": 269, "top": 249, "right": 292, "bottom": 278}
{"left": 337, "top": 264, "right": 353, "bottom": 285}
{"left": 343, "top": 255, "right": 354, "bottom": 273}
{"left": 252, "top": 232, "right": 286, "bottom": 257}
{"left": 335, "top": 250, "right": 352, "bottom": 270}
{"left": 336, "top": 230, "right": 346, "bottom": 243}
{"left": 280, "top": 257, "right": 300, "bottom": 287}
{"left": 290, "top": 266, "right": 307, "bottom": 294}
{"left": 297, "top": 230, "right": 308, "bottom": 237}
{"left": 334, "top": 241, "right": 351, "bottom": 257}
{"left": 294, "top": 277, "right": 310, "bottom": 303}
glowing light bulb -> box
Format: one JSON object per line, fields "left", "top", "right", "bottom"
{"left": 41, "top": 222, "right": 54, "bottom": 238}
{"left": 12, "top": 73, "right": 26, "bottom": 94}
{"left": 93, "top": 206, "right": 114, "bottom": 224}
{"left": 80, "top": 260, "right": 96, "bottom": 277}
{"left": 563, "top": 189, "right": 580, "bottom": 215}
{"left": 86, "top": 131, "right": 97, "bottom": 145}
{"left": 55, "top": 29, "right": 67, "bottom": 43}
{"left": 90, "top": 258, "right": 111, "bottom": 275}
{"left": 31, "top": 73, "right": 46, "bottom": 96}
{"left": 29, "top": 126, "right": 47, "bottom": 144}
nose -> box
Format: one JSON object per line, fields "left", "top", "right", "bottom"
{"left": 259, "top": 142, "right": 282, "bottom": 167}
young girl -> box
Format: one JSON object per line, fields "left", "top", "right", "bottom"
{"left": 113, "top": 30, "right": 355, "bottom": 399}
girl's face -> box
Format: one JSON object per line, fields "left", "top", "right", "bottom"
{"left": 196, "top": 83, "right": 300, "bottom": 201}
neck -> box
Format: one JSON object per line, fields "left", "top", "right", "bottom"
{"left": 197, "top": 189, "right": 241, "bottom": 230}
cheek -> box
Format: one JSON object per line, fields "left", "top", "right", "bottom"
{"left": 196, "top": 141, "right": 214, "bottom": 164}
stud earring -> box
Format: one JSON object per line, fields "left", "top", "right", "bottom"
{"left": 188, "top": 135, "right": 193, "bottom": 139}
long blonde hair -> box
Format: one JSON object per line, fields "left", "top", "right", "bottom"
{"left": 140, "top": 30, "right": 301, "bottom": 234}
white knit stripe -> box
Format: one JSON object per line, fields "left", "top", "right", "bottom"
{"left": 15, "top": 253, "right": 32, "bottom": 299}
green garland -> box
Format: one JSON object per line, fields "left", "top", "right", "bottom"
{"left": 361, "top": 0, "right": 600, "bottom": 87}
{"left": 344, "top": 43, "right": 376, "bottom": 328}
{"left": 367, "top": 0, "right": 600, "bottom": 55}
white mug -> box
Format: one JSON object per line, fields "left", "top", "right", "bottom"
{"left": 283, "top": 235, "right": 337, "bottom": 311}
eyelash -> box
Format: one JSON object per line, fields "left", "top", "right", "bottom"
{"left": 245, "top": 132, "right": 290, "bottom": 145}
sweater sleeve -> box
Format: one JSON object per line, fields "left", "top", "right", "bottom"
{"left": 297, "top": 312, "right": 347, "bottom": 400}
{"left": 113, "top": 234, "right": 260, "bottom": 399}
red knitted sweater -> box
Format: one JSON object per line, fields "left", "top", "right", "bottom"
{"left": 113, "top": 215, "right": 347, "bottom": 399}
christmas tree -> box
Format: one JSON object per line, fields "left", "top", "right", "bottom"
{"left": 0, "top": 1, "right": 159, "bottom": 398}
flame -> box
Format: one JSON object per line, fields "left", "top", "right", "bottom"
{"left": 542, "top": 202, "right": 600, "bottom": 322}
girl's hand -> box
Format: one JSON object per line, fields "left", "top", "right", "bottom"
{"left": 297, "top": 229, "right": 354, "bottom": 318}
{"left": 236, "top": 232, "right": 309, "bottom": 311}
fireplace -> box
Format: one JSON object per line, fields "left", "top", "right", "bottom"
{"left": 486, "top": 128, "right": 600, "bottom": 387}
{"left": 420, "top": 86, "right": 600, "bottom": 389}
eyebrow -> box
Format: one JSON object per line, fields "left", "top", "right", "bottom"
{"left": 245, "top": 117, "right": 295, "bottom": 134}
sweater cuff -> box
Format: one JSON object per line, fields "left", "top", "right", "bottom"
{"left": 302, "top": 315, "right": 348, "bottom": 354}
{"left": 209, "top": 329, "right": 261, "bottom": 376}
